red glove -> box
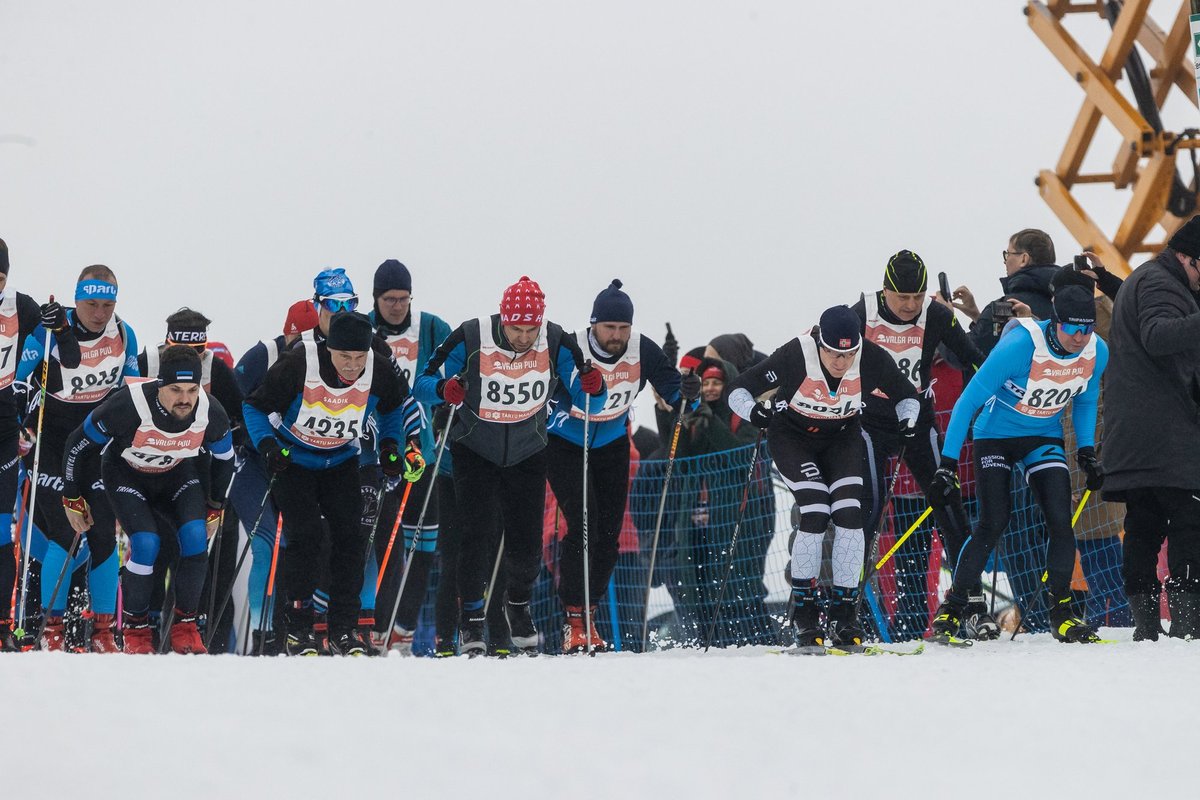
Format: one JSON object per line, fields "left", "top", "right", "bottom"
{"left": 440, "top": 376, "right": 466, "bottom": 406}
{"left": 579, "top": 361, "right": 605, "bottom": 396}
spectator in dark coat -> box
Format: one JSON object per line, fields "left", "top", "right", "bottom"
{"left": 1103, "top": 214, "right": 1200, "bottom": 640}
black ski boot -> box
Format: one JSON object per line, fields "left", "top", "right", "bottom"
{"left": 1128, "top": 593, "right": 1164, "bottom": 642}
{"left": 826, "top": 586, "right": 866, "bottom": 652}
{"left": 0, "top": 618, "right": 17, "bottom": 653}
{"left": 931, "top": 594, "right": 967, "bottom": 644}
{"left": 505, "top": 599, "right": 539, "bottom": 654}
{"left": 460, "top": 611, "right": 486, "bottom": 657}
{"left": 1048, "top": 593, "right": 1101, "bottom": 643}
{"left": 328, "top": 627, "right": 369, "bottom": 657}
{"left": 1166, "top": 584, "right": 1200, "bottom": 640}
{"left": 434, "top": 634, "right": 458, "bottom": 658}
{"left": 252, "top": 629, "right": 282, "bottom": 656}
{"left": 788, "top": 579, "right": 826, "bottom": 654}
{"left": 285, "top": 602, "right": 319, "bottom": 656}
{"left": 963, "top": 593, "right": 1000, "bottom": 640}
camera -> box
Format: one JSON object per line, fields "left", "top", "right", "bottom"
{"left": 1072, "top": 254, "right": 1089, "bottom": 272}
{"left": 991, "top": 299, "right": 1015, "bottom": 338}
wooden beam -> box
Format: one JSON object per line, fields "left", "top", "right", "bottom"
{"left": 1057, "top": 104, "right": 1103, "bottom": 183}
{"left": 1038, "top": 170, "right": 1134, "bottom": 275}
{"left": 1098, "top": 0, "right": 1150, "bottom": 78}
{"left": 1113, "top": 147, "right": 1177, "bottom": 251}
{"left": 1028, "top": 2, "right": 1156, "bottom": 150}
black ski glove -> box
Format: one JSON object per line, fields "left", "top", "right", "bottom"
{"left": 40, "top": 300, "right": 67, "bottom": 333}
{"left": 257, "top": 437, "right": 291, "bottom": 474}
{"left": 679, "top": 372, "right": 701, "bottom": 402}
{"left": 749, "top": 403, "right": 774, "bottom": 430}
{"left": 1076, "top": 446, "right": 1103, "bottom": 491}
{"left": 928, "top": 460, "right": 960, "bottom": 508}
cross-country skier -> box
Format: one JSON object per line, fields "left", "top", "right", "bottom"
{"left": 243, "top": 311, "right": 423, "bottom": 656}
{"left": 414, "top": 276, "right": 608, "bottom": 656}
{"left": 365, "top": 259, "right": 452, "bottom": 654}
{"left": 61, "top": 345, "right": 235, "bottom": 653}
{"left": 546, "top": 279, "right": 699, "bottom": 653}
{"left": 0, "top": 238, "right": 72, "bottom": 651}
{"left": 230, "top": 299, "right": 319, "bottom": 654}
{"left": 16, "top": 264, "right": 138, "bottom": 651}
{"left": 849, "top": 250, "right": 989, "bottom": 636}
{"left": 727, "top": 305, "right": 920, "bottom": 651}
{"left": 929, "top": 284, "right": 1107, "bottom": 644}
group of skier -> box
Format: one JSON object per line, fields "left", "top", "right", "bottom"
{"left": 3, "top": 212, "right": 1196, "bottom": 656}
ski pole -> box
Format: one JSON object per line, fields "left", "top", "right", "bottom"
{"left": 15, "top": 319, "right": 53, "bottom": 640}
{"left": 204, "top": 478, "right": 276, "bottom": 650}
{"left": 640, "top": 400, "right": 687, "bottom": 652}
{"left": 255, "top": 514, "right": 284, "bottom": 653}
{"left": 703, "top": 432, "right": 764, "bottom": 652}
{"left": 382, "top": 405, "right": 457, "bottom": 651}
{"left": 10, "top": 474, "right": 30, "bottom": 623}
{"left": 873, "top": 507, "right": 933, "bottom": 572}
{"left": 849, "top": 444, "right": 908, "bottom": 638}
{"left": 482, "top": 534, "right": 506, "bottom": 619}
{"left": 44, "top": 527, "right": 84, "bottom": 627}
{"left": 375, "top": 481, "right": 413, "bottom": 593}
{"left": 582, "top": 394, "right": 593, "bottom": 654}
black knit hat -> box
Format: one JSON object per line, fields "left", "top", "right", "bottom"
{"left": 590, "top": 279, "right": 634, "bottom": 324}
{"left": 883, "top": 250, "right": 927, "bottom": 293}
{"left": 1052, "top": 284, "right": 1096, "bottom": 327}
{"left": 818, "top": 306, "right": 861, "bottom": 352}
{"left": 0, "top": 238, "right": 8, "bottom": 276}
{"left": 374, "top": 259, "right": 412, "bottom": 297}
{"left": 1170, "top": 216, "right": 1200, "bottom": 260}
{"left": 327, "top": 311, "right": 376, "bottom": 351}
{"left": 158, "top": 345, "right": 203, "bottom": 386}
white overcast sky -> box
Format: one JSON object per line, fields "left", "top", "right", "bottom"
{"left": 3, "top": 2, "right": 1193, "bottom": 409}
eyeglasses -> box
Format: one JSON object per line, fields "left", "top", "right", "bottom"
{"left": 1060, "top": 322, "right": 1094, "bottom": 336}
{"left": 1002, "top": 250, "right": 1026, "bottom": 263}
{"left": 378, "top": 295, "right": 412, "bottom": 307}
{"left": 318, "top": 296, "right": 359, "bottom": 313}
{"left": 819, "top": 345, "right": 859, "bottom": 361}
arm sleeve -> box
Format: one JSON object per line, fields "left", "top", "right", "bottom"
{"left": 16, "top": 325, "right": 47, "bottom": 382}
{"left": 557, "top": 337, "right": 608, "bottom": 414}
{"left": 371, "top": 353, "right": 417, "bottom": 445}
{"left": 1137, "top": 276, "right": 1200, "bottom": 357}
{"left": 63, "top": 392, "right": 134, "bottom": 496}
{"left": 1071, "top": 340, "right": 1108, "bottom": 450}
{"left": 203, "top": 399, "right": 236, "bottom": 505}
{"left": 641, "top": 336, "right": 682, "bottom": 407}
{"left": 414, "top": 325, "right": 466, "bottom": 406}
{"left": 935, "top": 303, "right": 986, "bottom": 372}
{"left": 243, "top": 351, "right": 305, "bottom": 447}
{"left": 727, "top": 340, "right": 793, "bottom": 400}
{"left": 18, "top": 295, "right": 81, "bottom": 369}
{"left": 121, "top": 323, "right": 140, "bottom": 377}
{"left": 1096, "top": 270, "right": 1123, "bottom": 302}
{"left": 941, "top": 328, "right": 1033, "bottom": 461}
{"left": 234, "top": 342, "right": 268, "bottom": 397}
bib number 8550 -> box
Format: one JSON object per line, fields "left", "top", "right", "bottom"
{"left": 486, "top": 380, "right": 545, "bottom": 405}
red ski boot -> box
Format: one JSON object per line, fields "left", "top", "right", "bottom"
{"left": 122, "top": 614, "right": 155, "bottom": 655}
{"left": 169, "top": 612, "right": 208, "bottom": 655}
{"left": 39, "top": 616, "right": 65, "bottom": 652}
{"left": 89, "top": 614, "right": 121, "bottom": 654}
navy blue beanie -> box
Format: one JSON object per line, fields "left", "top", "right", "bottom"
{"left": 590, "top": 279, "right": 634, "bottom": 324}
{"left": 374, "top": 259, "right": 412, "bottom": 297}
{"left": 818, "top": 305, "right": 861, "bottom": 352}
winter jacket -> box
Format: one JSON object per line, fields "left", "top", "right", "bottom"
{"left": 970, "top": 263, "right": 1061, "bottom": 356}
{"left": 1102, "top": 249, "right": 1200, "bottom": 495}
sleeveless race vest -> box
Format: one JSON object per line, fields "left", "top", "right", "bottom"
{"left": 288, "top": 339, "right": 373, "bottom": 449}
{"left": 569, "top": 330, "right": 640, "bottom": 422}
{"left": 54, "top": 316, "right": 126, "bottom": 404}
{"left": 1009, "top": 319, "right": 1097, "bottom": 419}
{"left": 381, "top": 308, "right": 420, "bottom": 386}
{"left": 863, "top": 292, "right": 929, "bottom": 392}
{"left": 477, "top": 316, "right": 552, "bottom": 424}
{"left": 786, "top": 335, "right": 863, "bottom": 420}
{"left": 144, "top": 345, "right": 214, "bottom": 391}
{"left": 122, "top": 385, "right": 210, "bottom": 473}
{"left": 0, "top": 290, "right": 20, "bottom": 391}
{"left": 263, "top": 338, "right": 281, "bottom": 370}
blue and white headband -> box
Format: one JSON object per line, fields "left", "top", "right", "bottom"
{"left": 76, "top": 280, "right": 118, "bottom": 302}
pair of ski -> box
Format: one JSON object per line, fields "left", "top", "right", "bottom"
{"left": 775, "top": 642, "right": 926, "bottom": 657}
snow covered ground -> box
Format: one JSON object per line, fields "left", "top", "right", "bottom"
{"left": 3, "top": 630, "right": 1196, "bottom": 800}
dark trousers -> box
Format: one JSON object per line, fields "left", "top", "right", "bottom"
{"left": 1121, "top": 487, "right": 1200, "bottom": 595}
{"left": 950, "top": 437, "right": 1076, "bottom": 602}
{"left": 272, "top": 457, "right": 364, "bottom": 631}
{"left": 373, "top": 463, "right": 438, "bottom": 632}
{"left": 546, "top": 434, "right": 629, "bottom": 608}
{"left": 452, "top": 443, "right": 546, "bottom": 606}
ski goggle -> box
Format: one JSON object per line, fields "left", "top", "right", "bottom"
{"left": 1060, "top": 322, "right": 1094, "bottom": 336}
{"left": 317, "top": 295, "right": 359, "bottom": 313}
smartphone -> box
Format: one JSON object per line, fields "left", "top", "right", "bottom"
{"left": 937, "top": 272, "right": 951, "bottom": 302}
{"left": 1073, "top": 255, "right": 1089, "bottom": 271}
